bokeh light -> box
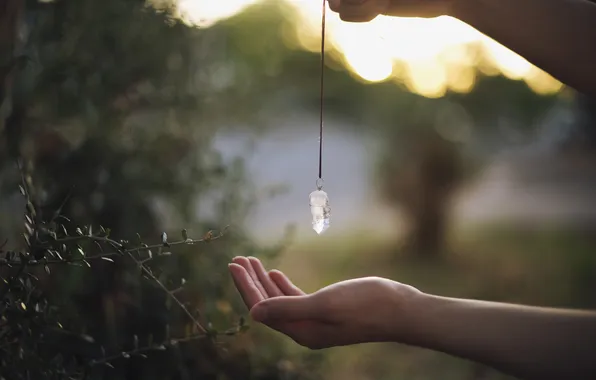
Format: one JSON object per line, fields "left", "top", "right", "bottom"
{"left": 175, "top": 0, "right": 563, "bottom": 98}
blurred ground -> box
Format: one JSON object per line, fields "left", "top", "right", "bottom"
{"left": 253, "top": 216, "right": 596, "bottom": 380}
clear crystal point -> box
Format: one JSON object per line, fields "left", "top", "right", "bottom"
{"left": 309, "top": 189, "right": 331, "bottom": 235}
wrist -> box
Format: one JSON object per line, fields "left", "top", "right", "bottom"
{"left": 388, "top": 288, "right": 461, "bottom": 350}
{"left": 382, "top": 282, "right": 430, "bottom": 344}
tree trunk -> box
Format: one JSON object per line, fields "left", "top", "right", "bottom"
{"left": 0, "top": 0, "right": 25, "bottom": 160}
{"left": 382, "top": 128, "right": 462, "bottom": 258}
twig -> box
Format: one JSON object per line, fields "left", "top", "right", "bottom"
{"left": 126, "top": 250, "right": 207, "bottom": 334}
{"left": 87, "top": 332, "right": 213, "bottom": 367}
{"left": 0, "top": 228, "right": 227, "bottom": 267}
{"left": 0, "top": 228, "right": 229, "bottom": 336}
{"left": 0, "top": 258, "right": 26, "bottom": 301}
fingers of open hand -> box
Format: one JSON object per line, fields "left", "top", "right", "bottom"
{"left": 230, "top": 256, "right": 313, "bottom": 323}
{"left": 247, "top": 257, "right": 284, "bottom": 297}
{"left": 232, "top": 256, "right": 269, "bottom": 298}
{"left": 268, "top": 270, "right": 305, "bottom": 296}
{"left": 250, "top": 294, "right": 322, "bottom": 323}
{"left": 228, "top": 263, "right": 264, "bottom": 309}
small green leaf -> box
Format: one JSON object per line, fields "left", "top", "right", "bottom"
{"left": 76, "top": 228, "right": 83, "bottom": 236}
{"left": 101, "top": 257, "right": 114, "bottom": 263}
{"left": 77, "top": 247, "right": 85, "bottom": 257}
{"left": 44, "top": 265, "right": 50, "bottom": 275}
{"left": 26, "top": 201, "right": 35, "bottom": 216}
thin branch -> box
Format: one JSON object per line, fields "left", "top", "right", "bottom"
{"left": 0, "top": 227, "right": 228, "bottom": 267}
{"left": 0, "top": 228, "right": 229, "bottom": 338}
{"left": 87, "top": 333, "right": 212, "bottom": 367}
{"left": 126, "top": 250, "right": 207, "bottom": 334}
{"left": 0, "top": 255, "right": 27, "bottom": 300}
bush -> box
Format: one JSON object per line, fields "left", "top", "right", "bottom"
{"left": 0, "top": 161, "right": 312, "bottom": 380}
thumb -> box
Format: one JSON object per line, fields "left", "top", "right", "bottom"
{"left": 250, "top": 295, "right": 320, "bottom": 323}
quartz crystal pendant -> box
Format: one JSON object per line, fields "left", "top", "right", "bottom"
{"left": 309, "top": 188, "right": 331, "bottom": 235}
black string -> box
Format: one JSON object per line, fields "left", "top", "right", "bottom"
{"left": 318, "top": 0, "right": 326, "bottom": 180}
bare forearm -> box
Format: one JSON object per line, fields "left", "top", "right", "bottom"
{"left": 447, "top": 0, "right": 596, "bottom": 96}
{"left": 399, "top": 293, "right": 596, "bottom": 379}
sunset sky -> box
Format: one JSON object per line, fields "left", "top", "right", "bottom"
{"left": 175, "top": 0, "right": 563, "bottom": 98}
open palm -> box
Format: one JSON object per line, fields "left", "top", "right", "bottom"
{"left": 229, "top": 256, "right": 327, "bottom": 348}
{"left": 229, "top": 256, "right": 419, "bottom": 349}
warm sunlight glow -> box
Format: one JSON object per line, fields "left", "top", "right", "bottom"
{"left": 524, "top": 67, "right": 565, "bottom": 95}
{"left": 482, "top": 39, "right": 532, "bottom": 80}
{"left": 405, "top": 60, "right": 448, "bottom": 98}
{"left": 176, "top": 0, "right": 563, "bottom": 98}
{"left": 342, "top": 43, "right": 394, "bottom": 83}
{"left": 176, "top": 0, "right": 260, "bottom": 27}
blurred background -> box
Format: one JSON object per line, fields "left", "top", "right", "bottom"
{"left": 1, "top": 0, "right": 596, "bottom": 379}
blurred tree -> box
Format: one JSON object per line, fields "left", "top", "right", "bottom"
{"left": 377, "top": 116, "right": 463, "bottom": 258}
{"left": 0, "top": 0, "right": 311, "bottom": 379}
{"left": 371, "top": 77, "right": 560, "bottom": 258}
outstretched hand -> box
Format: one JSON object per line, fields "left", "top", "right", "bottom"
{"left": 228, "top": 256, "right": 421, "bottom": 349}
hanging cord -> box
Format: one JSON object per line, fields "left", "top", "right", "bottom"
{"left": 318, "top": 0, "right": 326, "bottom": 181}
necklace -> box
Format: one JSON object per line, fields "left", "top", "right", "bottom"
{"left": 308, "top": 0, "right": 331, "bottom": 235}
